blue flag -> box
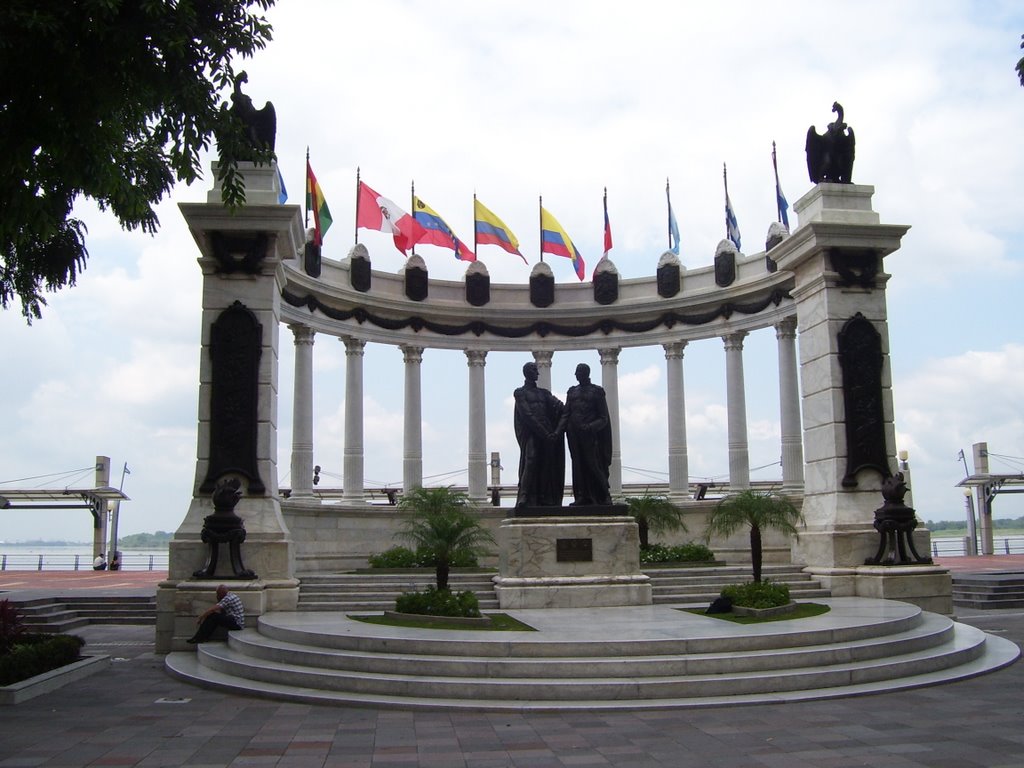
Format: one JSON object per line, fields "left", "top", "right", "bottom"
{"left": 725, "top": 191, "right": 741, "bottom": 251}
{"left": 277, "top": 166, "right": 288, "bottom": 205}
{"left": 667, "top": 182, "right": 680, "bottom": 256}
{"left": 776, "top": 181, "right": 790, "bottom": 230}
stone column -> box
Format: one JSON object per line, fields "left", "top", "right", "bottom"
{"left": 161, "top": 162, "right": 303, "bottom": 653}
{"left": 342, "top": 336, "right": 366, "bottom": 503}
{"left": 289, "top": 325, "right": 316, "bottom": 499}
{"left": 723, "top": 331, "right": 750, "bottom": 490}
{"left": 663, "top": 342, "right": 689, "bottom": 501}
{"left": 466, "top": 350, "right": 488, "bottom": 503}
{"left": 402, "top": 345, "right": 424, "bottom": 492}
{"left": 598, "top": 348, "right": 622, "bottom": 498}
{"left": 775, "top": 316, "right": 804, "bottom": 490}
{"left": 533, "top": 350, "right": 554, "bottom": 391}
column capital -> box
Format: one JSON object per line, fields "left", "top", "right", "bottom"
{"left": 289, "top": 324, "right": 315, "bottom": 346}
{"left": 400, "top": 345, "right": 424, "bottom": 365}
{"left": 341, "top": 336, "right": 366, "bottom": 355}
{"left": 532, "top": 350, "right": 554, "bottom": 367}
{"left": 722, "top": 331, "right": 748, "bottom": 352}
{"left": 465, "top": 349, "right": 488, "bottom": 367}
{"left": 774, "top": 315, "right": 798, "bottom": 340}
{"left": 662, "top": 340, "right": 688, "bottom": 360}
{"left": 598, "top": 347, "right": 620, "bottom": 365}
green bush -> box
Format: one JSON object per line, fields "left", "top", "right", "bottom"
{"left": 721, "top": 581, "right": 790, "bottom": 609}
{"left": 640, "top": 542, "right": 715, "bottom": 564}
{"left": 0, "top": 634, "right": 85, "bottom": 686}
{"left": 368, "top": 545, "right": 480, "bottom": 570}
{"left": 395, "top": 586, "right": 481, "bottom": 618}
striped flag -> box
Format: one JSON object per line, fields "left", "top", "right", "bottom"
{"left": 305, "top": 160, "right": 332, "bottom": 245}
{"left": 540, "top": 204, "right": 586, "bottom": 281}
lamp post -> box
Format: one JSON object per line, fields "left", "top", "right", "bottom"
{"left": 898, "top": 450, "right": 913, "bottom": 509}
{"left": 963, "top": 486, "right": 978, "bottom": 557}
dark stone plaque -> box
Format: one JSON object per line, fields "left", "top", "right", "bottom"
{"left": 530, "top": 271, "right": 554, "bottom": 307}
{"left": 593, "top": 269, "right": 618, "bottom": 305}
{"left": 466, "top": 270, "right": 490, "bottom": 306}
{"left": 838, "top": 312, "right": 891, "bottom": 487}
{"left": 657, "top": 261, "right": 680, "bottom": 298}
{"left": 200, "top": 301, "right": 265, "bottom": 495}
{"left": 405, "top": 263, "right": 428, "bottom": 301}
{"left": 557, "top": 538, "right": 593, "bottom": 562}
{"left": 350, "top": 252, "right": 371, "bottom": 292}
{"left": 715, "top": 249, "right": 736, "bottom": 287}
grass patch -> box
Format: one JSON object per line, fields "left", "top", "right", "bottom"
{"left": 351, "top": 613, "right": 536, "bottom": 631}
{"left": 682, "top": 603, "right": 831, "bottom": 624}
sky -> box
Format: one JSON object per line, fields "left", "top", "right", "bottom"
{"left": 2, "top": 0, "right": 1024, "bottom": 543}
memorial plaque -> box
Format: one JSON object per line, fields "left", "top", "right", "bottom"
{"left": 557, "top": 538, "right": 593, "bottom": 562}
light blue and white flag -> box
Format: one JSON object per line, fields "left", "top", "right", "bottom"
{"left": 667, "top": 180, "right": 680, "bottom": 256}
{"left": 725, "top": 190, "right": 741, "bottom": 250}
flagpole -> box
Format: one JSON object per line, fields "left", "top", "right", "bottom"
{"left": 722, "top": 163, "right": 729, "bottom": 241}
{"left": 772, "top": 141, "right": 782, "bottom": 224}
{"left": 472, "top": 192, "right": 478, "bottom": 258}
{"left": 304, "top": 147, "right": 310, "bottom": 230}
{"left": 603, "top": 187, "right": 608, "bottom": 259}
{"left": 354, "top": 166, "right": 361, "bottom": 245}
{"left": 410, "top": 180, "right": 416, "bottom": 257}
{"left": 666, "top": 178, "right": 671, "bottom": 251}
{"left": 538, "top": 195, "right": 544, "bottom": 263}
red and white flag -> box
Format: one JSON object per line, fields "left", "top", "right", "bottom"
{"left": 356, "top": 181, "right": 425, "bottom": 254}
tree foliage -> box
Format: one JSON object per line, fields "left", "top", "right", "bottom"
{"left": 624, "top": 494, "right": 687, "bottom": 549}
{"left": 0, "top": 0, "right": 276, "bottom": 320}
{"left": 1018, "top": 34, "right": 1024, "bottom": 88}
{"left": 705, "top": 490, "right": 803, "bottom": 583}
{"left": 396, "top": 487, "right": 495, "bottom": 590}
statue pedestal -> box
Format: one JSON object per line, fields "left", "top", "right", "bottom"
{"left": 494, "top": 514, "right": 652, "bottom": 609}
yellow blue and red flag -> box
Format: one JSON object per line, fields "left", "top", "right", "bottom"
{"left": 474, "top": 197, "right": 526, "bottom": 263}
{"left": 540, "top": 206, "right": 586, "bottom": 281}
{"left": 413, "top": 196, "right": 475, "bottom": 261}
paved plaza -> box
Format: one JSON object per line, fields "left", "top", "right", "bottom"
{"left": 1, "top": 564, "right": 1022, "bottom": 767}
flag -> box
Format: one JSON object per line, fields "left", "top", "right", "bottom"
{"left": 413, "top": 196, "right": 475, "bottom": 262}
{"left": 305, "top": 161, "right": 332, "bottom": 245}
{"left": 602, "top": 189, "right": 613, "bottom": 258}
{"left": 772, "top": 142, "right": 790, "bottom": 230}
{"left": 277, "top": 166, "right": 288, "bottom": 205}
{"left": 474, "top": 198, "right": 526, "bottom": 263}
{"left": 357, "top": 181, "right": 425, "bottom": 254}
{"left": 667, "top": 180, "right": 680, "bottom": 256}
{"left": 540, "top": 206, "right": 586, "bottom": 281}
{"left": 725, "top": 191, "right": 741, "bottom": 250}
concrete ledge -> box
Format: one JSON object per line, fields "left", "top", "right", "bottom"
{"left": 0, "top": 654, "right": 109, "bottom": 705}
{"left": 731, "top": 601, "right": 799, "bottom": 618}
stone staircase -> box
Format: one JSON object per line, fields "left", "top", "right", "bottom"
{"left": 165, "top": 597, "right": 1020, "bottom": 710}
{"left": 297, "top": 563, "right": 829, "bottom": 613}
{"left": 953, "top": 573, "right": 1024, "bottom": 609}
{"left": 11, "top": 595, "right": 157, "bottom": 633}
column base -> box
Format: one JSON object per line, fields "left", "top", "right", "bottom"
{"left": 802, "top": 565, "right": 953, "bottom": 616}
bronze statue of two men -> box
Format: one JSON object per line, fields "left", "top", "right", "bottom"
{"left": 514, "top": 361, "right": 613, "bottom": 509}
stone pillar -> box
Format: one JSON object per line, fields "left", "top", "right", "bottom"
{"left": 289, "top": 325, "right": 315, "bottom": 499}
{"left": 160, "top": 163, "right": 303, "bottom": 653}
{"left": 93, "top": 456, "right": 110, "bottom": 560}
{"left": 723, "top": 331, "right": 750, "bottom": 490}
{"left": 598, "top": 348, "right": 623, "bottom": 498}
{"left": 402, "top": 345, "right": 424, "bottom": 492}
{"left": 533, "top": 350, "right": 554, "bottom": 391}
{"left": 663, "top": 342, "right": 689, "bottom": 501}
{"left": 773, "top": 183, "right": 948, "bottom": 613}
{"left": 466, "top": 350, "right": 488, "bottom": 502}
{"left": 775, "top": 316, "right": 804, "bottom": 491}
{"left": 342, "top": 336, "right": 366, "bottom": 503}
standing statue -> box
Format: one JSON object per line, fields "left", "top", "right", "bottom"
{"left": 557, "top": 363, "right": 613, "bottom": 506}
{"left": 805, "top": 102, "right": 855, "bottom": 184}
{"left": 513, "top": 362, "right": 565, "bottom": 508}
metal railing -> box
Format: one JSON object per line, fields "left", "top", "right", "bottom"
{"left": 0, "top": 552, "right": 169, "bottom": 571}
{"left": 929, "top": 536, "right": 1024, "bottom": 558}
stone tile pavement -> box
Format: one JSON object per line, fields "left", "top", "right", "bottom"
{"left": 0, "top": 607, "right": 1020, "bottom": 768}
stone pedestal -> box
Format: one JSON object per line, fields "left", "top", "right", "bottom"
{"left": 494, "top": 515, "right": 652, "bottom": 609}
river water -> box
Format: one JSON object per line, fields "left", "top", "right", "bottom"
{"left": 0, "top": 545, "right": 168, "bottom": 571}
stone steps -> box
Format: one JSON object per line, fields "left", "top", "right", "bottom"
{"left": 296, "top": 564, "right": 830, "bottom": 612}
{"left": 165, "top": 598, "right": 1020, "bottom": 711}
{"left": 10, "top": 595, "right": 157, "bottom": 632}
{"left": 953, "top": 573, "right": 1024, "bottom": 609}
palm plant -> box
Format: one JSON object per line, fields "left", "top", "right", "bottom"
{"left": 625, "top": 494, "right": 687, "bottom": 549}
{"left": 705, "top": 490, "right": 803, "bottom": 583}
{"left": 396, "top": 486, "right": 495, "bottom": 590}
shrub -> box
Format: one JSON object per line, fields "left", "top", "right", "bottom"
{"left": 395, "top": 586, "right": 481, "bottom": 618}
{"left": 368, "top": 546, "right": 421, "bottom": 569}
{"left": 720, "top": 581, "right": 791, "bottom": 609}
{"left": 368, "top": 546, "right": 481, "bottom": 570}
{"left": 0, "top": 600, "right": 27, "bottom": 654}
{"left": 0, "top": 634, "right": 85, "bottom": 686}
{"left": 640, "top": 542, "right": 715, "bottom": 564}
